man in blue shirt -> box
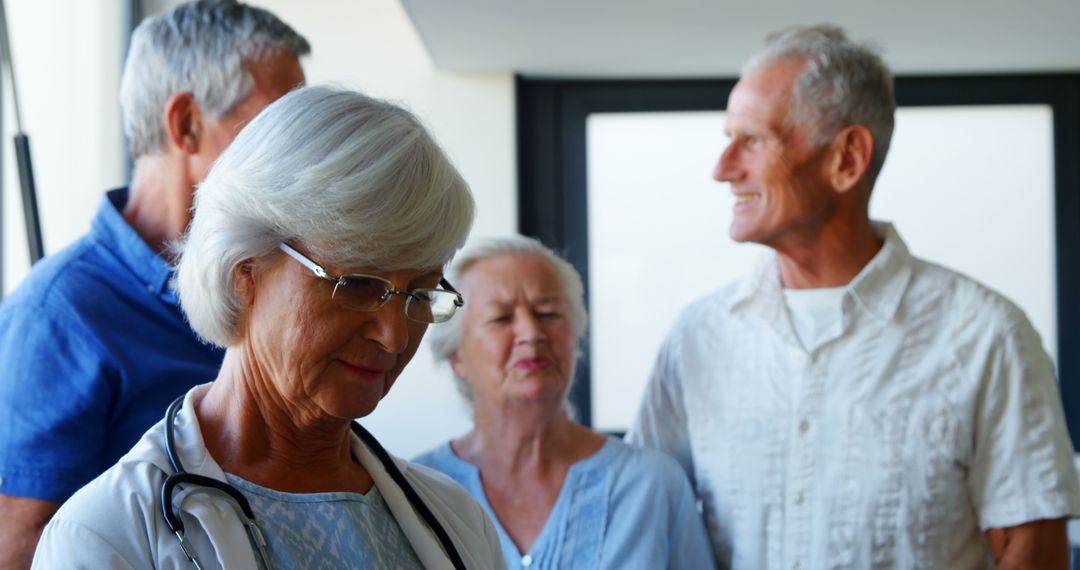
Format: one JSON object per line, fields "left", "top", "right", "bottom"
{"left": 0, "top": 2, "right": 309, "bottom": 566}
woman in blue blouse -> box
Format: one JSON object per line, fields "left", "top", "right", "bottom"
{"left": 414, "top": 236, "right": 716, "bottom": 569}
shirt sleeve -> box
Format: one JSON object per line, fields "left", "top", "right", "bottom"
{"left": 0, "top": 302, "right": 114, "bottom": 501}
{"left": 626, "top": 327, "right": 696, "bottom": 484}
{"left": 968, "top": 316, "right": 1080, "bottom": 529}
{"left": 666, "top": 467, "right": 717, "bottom": 569}
{"left": 31, "top": 516, "right": 139, "bottom": 570}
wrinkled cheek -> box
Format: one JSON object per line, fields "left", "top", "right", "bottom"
{"left": 765, "top": 176, "right": 806, "bottom": 221}
{"left": 399, "top": 323, "right": 428, "bottom": 363}
{"left": 279, "top": 319, "right": 338, "bottom": 395}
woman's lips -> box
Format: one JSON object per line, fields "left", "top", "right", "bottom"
{"left": 341, "top": 360, "right": 386, "bottom": 380}
{"left": 514, "top": 357, "right": 550, "bottom": 372}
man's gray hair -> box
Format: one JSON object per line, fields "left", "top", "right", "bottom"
{"left": 176, "top": 86, "right": 475, "bottom": 347}
{"left": 427, "top": 235, "right": 589, "bottom": 404}
{"left": 744, "top": 24, "right": 896, "bottom": 183}
{"left": 121, "top": 0, "right": 310, "bottom": 158}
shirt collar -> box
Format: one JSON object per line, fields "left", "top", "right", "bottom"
{"left": 91, "top": 188, "right": 178, "bottom": 304}
{"left": 730, "top": 222, "right": 914, "bottom": 325}
{"left": 846, "top": 222, "right": 915, "bottom": 323}
{"left": 730, "top": 254, "right": 788, "bottom": 334}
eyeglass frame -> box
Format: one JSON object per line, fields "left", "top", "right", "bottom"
{"left": 277, "top": 242, "right": 464, "bottom": 323}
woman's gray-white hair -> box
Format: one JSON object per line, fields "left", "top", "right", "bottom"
{"left": 176, "top": 86, "right": 475, "bottom": 347}
{"left": 121, "top": 0, "right": 310, "bottom": 158}
{"left": 427, "top": 235, "right": 589, "bottom": 403}
{"left": 743, "top": 24, "right": 896, "bottom": 183}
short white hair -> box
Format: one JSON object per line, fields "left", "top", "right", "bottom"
{"left": 427, "top": 235, "right": 589, "bottom": 403}
{"left": 744, "top": 24, "right": 896, "bottom": 183}
{"left": 121, "top": 0, "right": 310, "bottom": 158}
{"left": 176, "top": 86, "right": 475, "bottom": 347}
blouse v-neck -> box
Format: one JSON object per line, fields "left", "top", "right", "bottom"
{"left": 432, "top": 437, "right": 616, "bottom": 569}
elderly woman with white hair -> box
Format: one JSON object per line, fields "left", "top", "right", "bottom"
{"left": 413, "top": 236, "right": 715, "bottom": 569}
{"left": 32, "top": 86, "right": 504, "bottom": 569}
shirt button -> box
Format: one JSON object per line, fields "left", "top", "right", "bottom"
{"left": 799, "top": 419, "right": 810, "bottom": 433}
{"left": 793, "top": 563, "right": 801, "bottom": 570}
{"left": 794, "top": 492, "right": 805, "bottom": 506}
{"left": 522, "top": 554, "right": 533, "bottom": 567}
{"left": 146, "top": 284, "right": 154, "bottom": 293}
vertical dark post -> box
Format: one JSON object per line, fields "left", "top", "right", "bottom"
{"left": 0, "top": 0, "right": 45, "bottom": 265}
{"left": 13, "top": 134, "right": 40, "bottom": 263}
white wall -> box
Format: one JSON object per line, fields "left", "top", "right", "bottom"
{"left": 1, "top": 0, "right": 516, "bottom": 459}
{"left": 404, "top": 0, "right": 1080, "bottom": 78}
{"left": 2, "top": 0, "right": 125, "bottom": 294}
{"left": 246, "top": 0, "right": 516, "bottom": 458}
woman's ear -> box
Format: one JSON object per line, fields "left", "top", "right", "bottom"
{"left": 449, "top": 351, "right": 466, "bottom": 379}
{"left": 827, "top": 125, "right": 874, "bottom": 194}
{"left": 233, "top": 260, "right": 259, "bottom": 308}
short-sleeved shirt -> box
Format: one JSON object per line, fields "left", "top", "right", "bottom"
{"left": 628, "top": 223, "right": 1080, "bottom": 569}
{"left": 224, "top": 473, "right": 425, "bottom": 569}
{"left": 0, "top": 189, "right": 224, "bottom": 501}
{"left": 414, "top": 436, "right": 716, "bottom": 570}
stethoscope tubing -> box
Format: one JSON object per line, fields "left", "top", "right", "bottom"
{"left": 160, "top": 396, "right": 467, "bottom": 570}
{"left": 351, "top": 420, "right": 468, "bottom": 570}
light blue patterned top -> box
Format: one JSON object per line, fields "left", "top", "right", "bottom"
{"left": 225, "top": 474, "right": 424, "bottom": 569}
{"left": 414, "top": 437, "right": 716, "bottom": 569}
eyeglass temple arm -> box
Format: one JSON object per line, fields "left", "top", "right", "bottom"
{"left": 278, "top": 242, "right": 335, "bottom": 281}
{"left": 281, "top": 242, "right": 463, "bottom": 309}
{"left": 439, "top": 278, "right": 465, "bottom": 307}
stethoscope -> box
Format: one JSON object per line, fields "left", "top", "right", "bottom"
{"left": 160, "top": 396, "right": 467, "bottom": 570}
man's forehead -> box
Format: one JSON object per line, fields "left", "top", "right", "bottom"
{"left": 725, "top": 62, "right": 803, "bottom": 133}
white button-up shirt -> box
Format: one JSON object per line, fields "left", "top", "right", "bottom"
{"left": 629, "top": 224, "right": 1080, "bottom": 569}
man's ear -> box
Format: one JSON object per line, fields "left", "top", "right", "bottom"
{"left": 163, "top": 92, "right": 201, "bottom": 154}
{"left": 827, "top": 125, "right": 874, "bottom": 194}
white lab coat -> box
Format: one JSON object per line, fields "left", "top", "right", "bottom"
{"left": 32, "top": 385, "right": 505, "bottom": 570}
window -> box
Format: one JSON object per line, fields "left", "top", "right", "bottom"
{"left": 518, "top": 75, "right": 1080, "bottom": 439}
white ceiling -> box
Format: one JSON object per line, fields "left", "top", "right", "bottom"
{"left": 400, "top": 0, "right": 1080, "bottom": 78}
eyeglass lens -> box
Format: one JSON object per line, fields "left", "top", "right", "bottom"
{"left": 331, "top": 277, "right": 389, "bottom": 311}
{"left": 331, "top": 278, "right": 459, "bottom": 323}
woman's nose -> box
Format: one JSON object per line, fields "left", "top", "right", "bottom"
{"left": 368, "top": 297, "right": 411, "bottom": 354}
{"left": 513, "top": 311, "right": 546, "bottom": 344}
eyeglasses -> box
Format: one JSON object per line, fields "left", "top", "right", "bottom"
{"left": 278, "top": 243, "right": 464, "bottom": 324}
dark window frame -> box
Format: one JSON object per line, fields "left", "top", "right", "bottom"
{"left": 517, "top": 74, "right": 1080, "bottom": 442}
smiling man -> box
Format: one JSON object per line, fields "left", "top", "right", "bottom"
{"left": 629, "top": 25, "right": 1080, "bottom": 569}
{"left": 0, "top": 2, "right": 308, "bottom": 567}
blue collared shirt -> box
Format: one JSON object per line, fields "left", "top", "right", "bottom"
{"left": 0, "top": 188, "right": 224, "bottom": 501}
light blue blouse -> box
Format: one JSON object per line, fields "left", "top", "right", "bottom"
{"left": 225, "top": 473, "right": 424, "bottom": 569}
{"left": 414, "top": 437, "right": 716, "bottom": 569}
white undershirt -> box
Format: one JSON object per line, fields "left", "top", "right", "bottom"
{"left": 782, "top": 286, "right": 846, "bottom": 352}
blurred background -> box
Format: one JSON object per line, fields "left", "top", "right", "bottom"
{"left": 0, "top": 0, "right": 1077, "bottom": 467}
